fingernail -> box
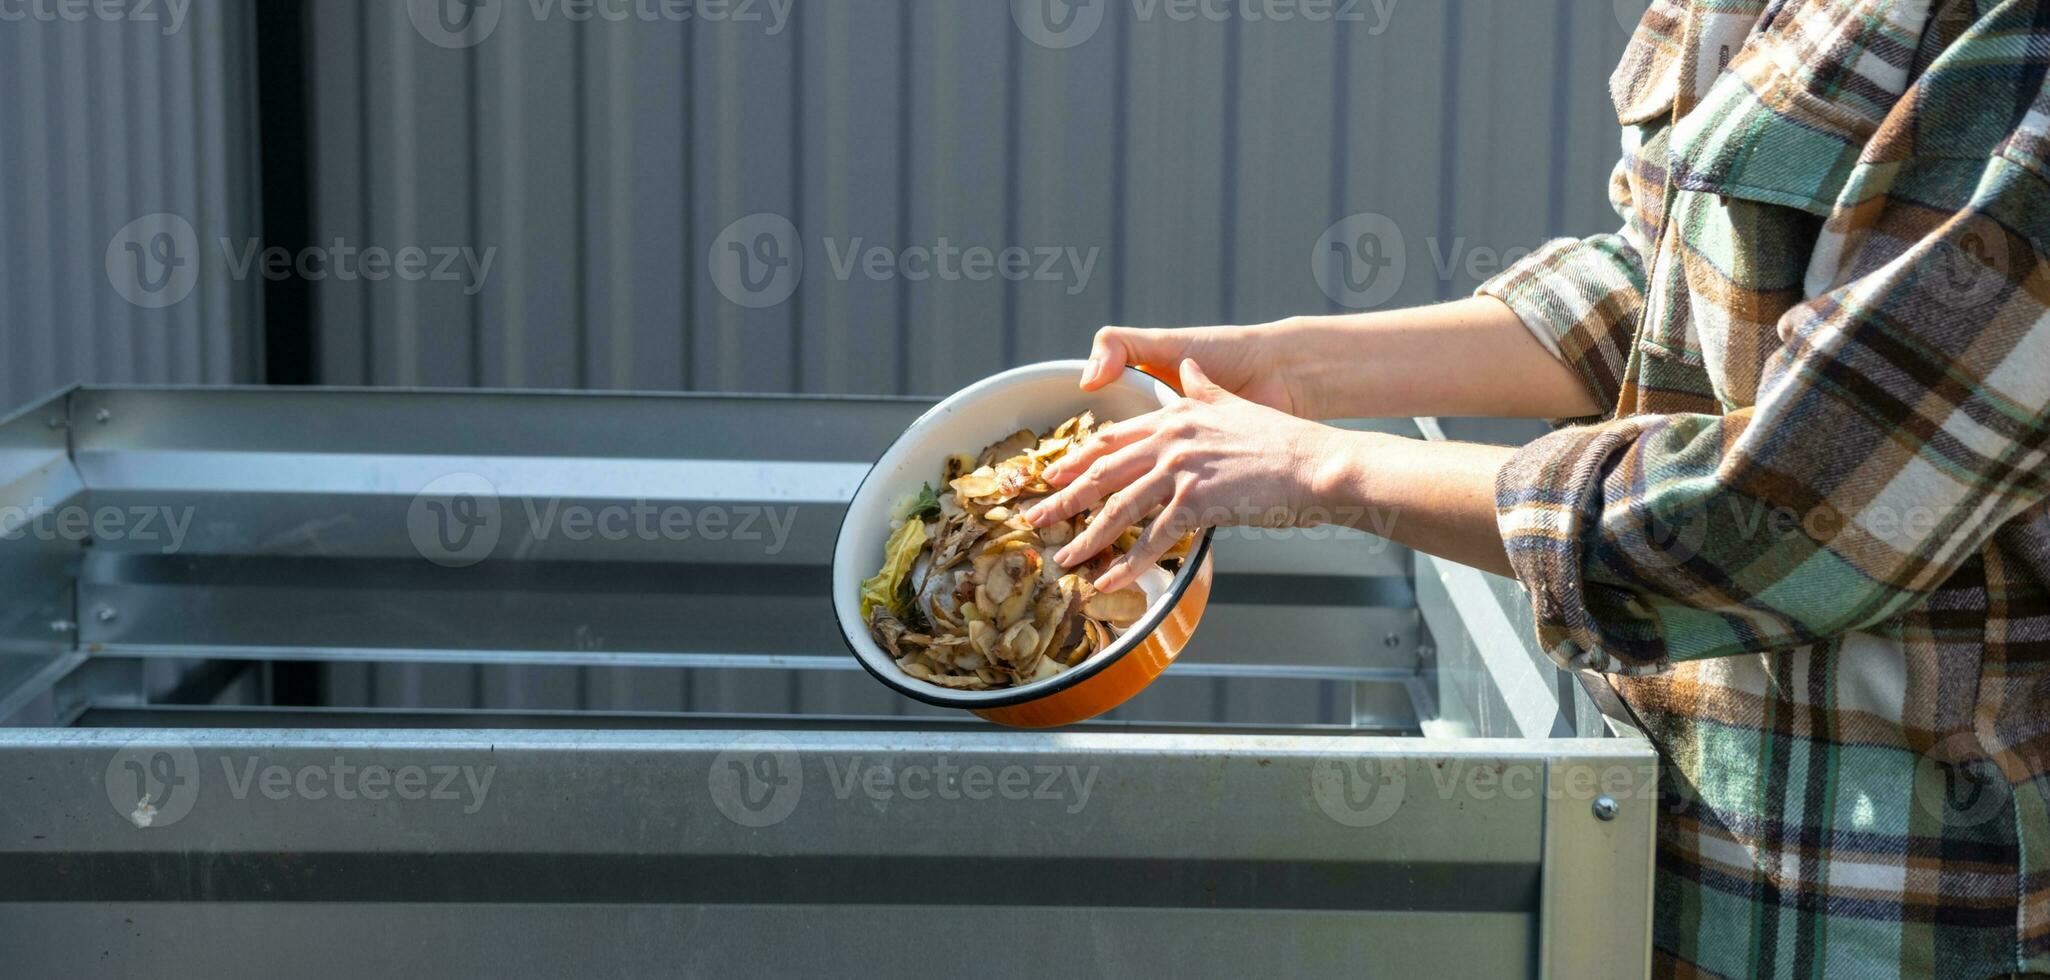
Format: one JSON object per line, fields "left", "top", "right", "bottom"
{"left": 1094, "top": 564, "right": 1125, "bottom": 592}
{"left": 1022, "top": 504, "right": 1043, "bottom": 526}
{"left": 1054, "top": 546, "right": 1075, "bottom": 567}
{"left": 1083, "top": 355, "right": 1101, "bottom": 385}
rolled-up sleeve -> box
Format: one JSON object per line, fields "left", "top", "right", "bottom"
{"left": 1495, "top": 152, "right": 2050, "bottom": 674}
{"left": 1477, "top": 151, "right": 1652, "bottom": 417}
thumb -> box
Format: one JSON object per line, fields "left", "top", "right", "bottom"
{"left": 1085, "top": 326, "right": 1187, "bottom": 391}
{"left": 1179, "top": 358, "right": 1231, "bottom": 403}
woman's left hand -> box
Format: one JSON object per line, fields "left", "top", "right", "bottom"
{"left": 1023, "top": 358, "right": 1343, "bottom": 593}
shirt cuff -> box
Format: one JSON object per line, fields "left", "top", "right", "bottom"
{"left": 1494, "top": 417, "right": 1673, "bottom": 675}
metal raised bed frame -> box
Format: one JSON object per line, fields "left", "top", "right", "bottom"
{"left": 0, "top": 386, "right": 1655, "bottom": 978}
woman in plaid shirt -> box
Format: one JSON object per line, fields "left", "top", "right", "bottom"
{"left": 1026, "top": 0, "right": 2050, "bottom": 975}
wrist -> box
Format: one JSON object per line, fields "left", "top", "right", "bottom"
{"left": 1250, "top": 316, "right": 1321, "bottom": 418}
{"left": 1295, "top": 427, "right": 1384, "bottom": 515}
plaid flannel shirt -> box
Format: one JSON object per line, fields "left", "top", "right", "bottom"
{"left": 1480, "top": 0, "right": 2050, "bottom": 975}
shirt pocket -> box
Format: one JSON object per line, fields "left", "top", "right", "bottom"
{"left": 1646, "top": 188, "right": 1821, "bottom": 408}
{"left": 1641, "top": 68, "right": 1844, "bottom": 405}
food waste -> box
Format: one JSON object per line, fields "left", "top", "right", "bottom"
{"left": 860, "top": 412, "right": 1195, "bottom": 691}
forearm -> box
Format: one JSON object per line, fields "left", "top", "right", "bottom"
{"left": 1309, "top": 429, "right": 1516, "bottom": 578}
{"left": 1273, "top": 297, "right": 1602, "bottom": 421}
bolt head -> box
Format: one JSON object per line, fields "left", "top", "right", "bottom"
{"left": 1592, "top": 795, "right": 1618, "bottom": 821}
{"left": 94, "top": 606, "right": 117, "bottom": 623}
{"left": 94, "top": 409, "right": 111, "bottom": 423}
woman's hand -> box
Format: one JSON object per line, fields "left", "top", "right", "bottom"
{"left": 1024, "top": 358, "right": 1342, "bottom": 593}
{"left": 1083, "top": 324, "right": 1306, "bottom": 417}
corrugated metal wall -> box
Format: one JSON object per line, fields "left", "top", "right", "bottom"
{"left": 305, "top": 0, "right": 1634, "bottom": 396}
{"left": 0, "top": 0, "right": 264, "bottom": 414}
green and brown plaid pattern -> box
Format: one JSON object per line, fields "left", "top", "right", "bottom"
{"left": 1480, "top": 0, "right": 2050, "bottom": 975}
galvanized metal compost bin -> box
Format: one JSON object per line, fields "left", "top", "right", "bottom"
{"left": 0, "top": 387, "right": 1655, "bottom": 978}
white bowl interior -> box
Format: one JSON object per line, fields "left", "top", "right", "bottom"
{"left": 833, "top": 360, "right": 1182, "bottom": 704}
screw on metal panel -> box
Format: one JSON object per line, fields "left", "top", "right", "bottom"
{"left": 48, "top": 619, "right": 75, "bottom": 633}
{"left": 45, "top": 416, "right": 64, "bottom": 429}
{"left": 94, "top": 408, "right": 111, "bottom": 424}
{"left": 94, "top": 606, "right": 117, "bottom": 623}
{"left": 1592, "top": 795, "right": 1618, "bottom": 821}
{"left": 1382, "top": 633, "right": 1401, "bottom": 648}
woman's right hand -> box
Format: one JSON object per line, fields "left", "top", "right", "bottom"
{"left": 1082, "top": 323, "right": 1306, "bottom": 417}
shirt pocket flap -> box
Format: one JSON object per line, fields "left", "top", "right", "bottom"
{"left": 1609, "top": 0, "right": 1686, "bottom": 125}
{"left": 1665, "top": 30, "right": 1885, "bottom": 216}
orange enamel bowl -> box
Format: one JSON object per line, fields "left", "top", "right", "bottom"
{"left": 832, "top": 360, "right": 1216, "bottom": 728}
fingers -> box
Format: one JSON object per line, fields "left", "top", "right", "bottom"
{"left": 1085, "top": 326, "right": 1188, "bottom": 391}
{"left": 1053, "top": 477, "right": 1171, "bottom": 569}
{"left": 1095, "top": 497, "right": 1199, "bottom": 593}
{"left": 1081, "top": 328, "right": 1131, "bottom": 391}
{"left": 1041, "top": 419, "right": 1148, "bottom": 488}
{"left": 1179, "top": 358, "right": 1230, "bottom": 403}
{"left": 1026, "top": 442, "right": 1154, "bottom": 529}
